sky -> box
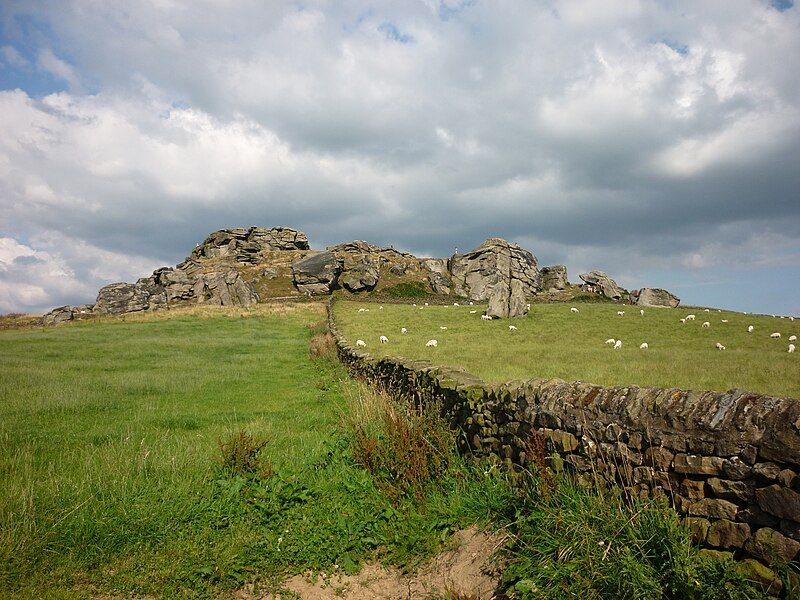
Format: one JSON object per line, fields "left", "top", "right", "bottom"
{"left": 1, "top": 1, "right": 799, "bottom": 316}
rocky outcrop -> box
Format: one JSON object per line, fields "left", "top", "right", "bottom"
{"left": 540, "top": 265, "right": 568, "bottom": 291}
{"left": 631, "top": 287, "right": 680, "bottom": 308}
{"left": 449, "top": 238, "right": 540, "bottom": 302}
{"left": 487, "top": 278, "right": 528, "bottom": 319}
{"left": 190, "top": 226, "right": 308, "bottom": 263}
{"left": 579, "top": 271, "right": 626, "bottom": 300}
{"left": 292, "top": 251, "right": 342, "bottom": 295}
{"left": 94, "top": 282, "right": 156, "bottom": 315}
{"left": 192, "top": 268, "right": 259, "bottom": 306}
{"left": 340, "top": 254, "right": 380, "bottom": 292}
{"left": 42, "top": 305, "right": 73, "bottom": 326}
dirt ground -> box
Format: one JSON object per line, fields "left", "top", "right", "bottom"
{"left": 235, "top": 526, "right": 507, "bottom": 600}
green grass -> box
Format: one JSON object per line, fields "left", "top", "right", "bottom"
{"left": 333, "top": 300, "right": 800, "bottom": 398}
{"left": 0, "top": 305, "right": 508, "bottom": 598}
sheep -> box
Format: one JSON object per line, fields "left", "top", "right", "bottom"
{"left": 440, "top": 326, "right": 448, "bottom": 330}
{"left": 379, "top": 335, "right": 388, "bottom": 344}
{"left": 412, "top": 303, "right": 417, "bottom": 307}
{"left": 419, "top": 307, "right": 424, "bottom": 310}
{"left": 469, "top": 301, "right": 474, "bottom": 306}
{"left": 481, "top": 314, "right": 492, "bottom": 321}
{"left": 747, "top": 325, "right": 754, "bottom": 333}
{"left": 379, "top": 306, "right": 383, "bottom": 310}
{"left": 571, "top": 307, "right": 579, "bottom": 313}
{"left": 639, "top": 342, "right": 648, "bottom": 350}
{"left": 704, "top": 309, "right": 710, "bottom": 312}
{"left": 771, "top": 332, "right": 782, "bottom": 339}
{"left": 469, "top": 310, "right": 477, "bottom": 314}
{"left": 509, "top": 325, "right": 517, "bottom": 331}
{"left": 613, "top": 340, "right": 622, "bottom": 349}
{"left": 605, "top": 338, "right": 616, "bottom": 345}
{"left": 715, "top": 342, "right": 726, "bottom": 351}
{"left": 400, "top": 327, "right": 408, "bottom": 334}
{"left": 640, "top": 309, "right": 645, "bottom": 316}
{"left": 680, "top": 318, "right": 686, "bottom": 324}
{"left": 789, "top": 335, "right": 797, "bottom": 342}
{"left": 790, "top": 344, "right": 796, "bottom": 353}
{"left": 426, "top": 339, "right": 438, "bottom": 347}
{"left": 686, "top": 314, "right": 696, "bottom": 321}
{"left": 702, "top": 322, "right": 710, "bottom": 328}
{"left": 358, "top": 308, "right": 367, "bottom": 313}
{"left": 617, "top": 311, "right": 625, "bottom": 316}
{"left": 721, "top": 319, "right": 728, "bottom": 323}
{"left": 424, "top": 302, "right": 429, "bottom": 306}
{"left": 356, "top": 340, "right": 366, "bottom": 348}
{"left": 453, "top": 302, "right": 459, "bottom": 306}
{"left": 791, "top": 317, "right": 795, "bottom": 321}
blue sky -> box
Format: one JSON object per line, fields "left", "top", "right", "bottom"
{"left": 1, "top": 0, "right": 799, "bottom": 316}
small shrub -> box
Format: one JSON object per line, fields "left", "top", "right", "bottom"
{"left": 309, "top": 331, "right": 337, "bottom": 361}
{"left": 346, "top": 384, "right": 454, "bottom": 501}
{"left": 372, "top": 281, "right": 430, "bottom": 299}
{"left": 216, "top": 429, "right": 272, "bottom": 479}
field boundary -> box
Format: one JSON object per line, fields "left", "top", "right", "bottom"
{"left": 327, "top": 297, "right": 800, "bottom": 573}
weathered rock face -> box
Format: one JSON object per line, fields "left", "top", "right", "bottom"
{"left": 486, "top": 276, "right": 529, "bottom": 319}
{"left": 449, "top": 238, "right": 540, "bottom": 302}
{"left": 190, "top": 226, "right": 309, "bottom": 263}
{"left": 42, "top": 305, "right": 73, "bottom": 326}
{"left": 94, "top": 282, "right": 155, "bottom": 315}
{"left": 292, "top": 251, "right": 342, "bottom": 295}
{"left": 579, "top": 271, "right": 627, "bottom": 300}
{"left": 631, "top": 287, "right": 680, "bottom": 308}
{"left": 192, "top": 268, "right": 259, "bottom": 306}
{"left": 340, "top": 254, "right": 380, "bottom": 292}
{"left": 540, "top": 265, "right": 568, "bottom": 291}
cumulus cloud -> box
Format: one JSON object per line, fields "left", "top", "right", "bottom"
{"left": 0, "top": 0, "right": 799, "bottom": 314}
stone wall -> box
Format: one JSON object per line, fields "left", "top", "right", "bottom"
{"left": 327, "top": 299, "right": 800, "bottom": 587}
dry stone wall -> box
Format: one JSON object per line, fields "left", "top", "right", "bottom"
{"left": 328, "top": 299, "right": 800, "bottom": 583}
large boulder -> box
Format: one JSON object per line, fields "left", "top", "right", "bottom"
{"left": 192, "top": 268, "right": 259, "bottom": 306}
{"left": 449, "top": 238, "right": 540, "bottom": 301}
{"left": 340, "top": 254, "right": 380, "bottom": 292}
{"left": 292, "top": 251, "right": 342, "bottom": 295}
{"left": 190, "top": 226, "right": 309, "bottom": 264}
{"left": 540, "top": 265, "right": 568, "bottom": 291}
{"left": 631, "top": 287, "right": 680, "bottom": 308}
{"left": 43, "top": 305, "right": 73, "bottom": 326}
{"left": 153, "top": 267, "right": 194, "bottom": 302}
{"left": 579, "top": 271, "right": 627, "bottom": 300}
{"left": 94, "top": 282, "right": 154, "bottom": 315}
{"left": 486, "top": 279, "right": 529, "bottom": 319}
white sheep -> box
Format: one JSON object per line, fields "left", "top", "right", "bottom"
{"left": 400, "top": 327, "right": 408, "bottom": 334}
{"left": 469, "top": 310, "right": 477, "bottom": 314}
{"left": 686, "top": 314, "right": 696, "bottom": 321}
{"left": 640, "top": 309, "right": 644, "bottom": 316}
{"left": 509, "top": 325, "right": 517, "bottom": 331}
{"left": 704, "top": 309, "right": 710, "bottom": 312}
{"left": 379, "top": 335, "right": 388, "bottom": 344}
{"left": 571, "top": 307, "right": 579, "bottom": 313}
{"left": 613, "top": 340, "right": 622, "bottom": 349}
{"left": 412, "top": 303, "right": 417, "bottom": 307}
{"left": 358, "top": 308, "right": 367, "bottom": 313}
{"left": 639, "top": 342, "right": 648, "bottom": 350}
{"left": 721, "top": 319, "right": 728, "bottom": 323}
{"left": 702, "top": 322, "right": 710, "bottom": 328}
{"left": 771, "top": 332, "right": 782, "bottom": 339}
{"left": 481, "top": 314, "right": 492, "bottom": 321}
{"left": 747, "top": 325, "right": 754, "bottom": 333}
{"left": 789, "top": 335, "right": 797, "bottom": 342}
{"left": 453, "top": 302, "right": 459, "bottom": 306}
{"left": 790, "top": 344, "right": 796, "bottom": 353}
{"left": 356, "top": 340, "right": 366, "bottom": 348}
{"left": 715, "top": 342, "right": 726, "bottom": 350}
{"left": 469, "top": 301, "right": 474, "bottom": 306}
{"left": 379, "top": 306, "right": 383, "bottom": 310}
{"left": 426, "top": 339, "right": 438, "bottom": 347}
{"left": 440, "top": 326, "right": 448, "bottom": 330}
{"left": 791, "top": 316, "right": 795, "bottom": 321}
{"left": 617, "top": 311, "right": 625, "bottom": 316}
{"left": 605, "top": 338, "right": 616, "bottom": 345}
{"left": 680, "top": 318, "right": 686, "bottom": 324}
{"left": 424, "top": 302, "right": 429, "bottom": 306}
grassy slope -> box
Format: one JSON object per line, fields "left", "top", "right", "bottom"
{"left": 0, "top": 305, "right": 507, "bottom": 598}
{"left": 334, "top": 300, "right": 800, "bottom": 398}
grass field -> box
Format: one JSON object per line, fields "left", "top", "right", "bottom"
{"left": 333, "top": 300, "right": 800, "bottom": 398}
{"left": 0, "top": 304, "right": 511, "bottom": 598}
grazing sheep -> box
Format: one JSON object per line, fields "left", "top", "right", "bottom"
{"left": 686, "top": 314, "right": 696, "bottom": 321}
{"left": 453, "top": 302, "right": 459, "bottom": 306}
{"left": 748, "top": 325, "right": 754, "bottom": 333}
{"left": 469, "top": 301, "right": 474, "bottom": 306}
{"left": 400, "top": 327, "right": 408, "bottom": 334}
{"left": 704, "top": 309, "right": 710, "bottom": 312}
{"left": 617, "top": 311, "right": 625, "bottom": 316}
{"left": 412, "top": 303, "right": 417, "bottom": 307}
{"left": 613, "top": 340, "right": 622, "bottom": 349}
{"left": 571, "top": 307, "right": 579, "bottom": 313}
{"left": 440, "top": 326, "right": 448, "bottom": 330}
{"left": 639, "top": 342, "right": 648, "bottom": 349}
{"left": 379, "top": 335, "right": 388, "bottom": 344}
{"left": 789, "top": 335, "right": 797, "bottom": 342}
{"left": 702, "top": 322, "right": 710, "bottom": 328}
{"left": 680, "top": 318, "right": 686, "bottom": 324}
{"left": 426, "top": 339, "right": 438, "bottom": 347}
{"left": 358, "top": 308, "right": 367, "bottom": 313}
{"left": 425, "top": 302, "right": 429, "bottom": 306}
{"left": 356, "top": 340, "right": 366, "bottom": 348}
{"left": 640, "top": 309, "right": 645, "bottom": 316}
{"left": 790, "top": 344, "right": 796, "bottom": 353}
{"left": 419, "top": 307, "right": 424, "bottom": 310}
{"left": 721, "top": 319, "right": 728, "bottom": 323}
{"left": 790, "top": 316, "right": 795, "bottom": 321}
{"left": 469, "top": 310, "right": 477, "bottom": 314}
{"left": 771, "top": 332, "right": 782, "bottom": 338}
{"left": 509, "top": 325, "right": 517, "bottom": 331}
{"left": 715, "top": 342, "right": 726, "bottom": 351}
{"left": 481, "top": 314, "right": 492, "bottom": 321}
{"left": 605, "top": 338, "right": 616, "bottom": 345}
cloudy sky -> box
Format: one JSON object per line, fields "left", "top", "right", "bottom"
{"left": 1, "top": 1, "right": 799, "bottom": 315}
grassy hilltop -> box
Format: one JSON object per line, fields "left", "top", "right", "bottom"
{"left": 333, "top": 301, "right": 800, "bottom": 398}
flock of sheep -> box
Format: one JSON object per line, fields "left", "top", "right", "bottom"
{"left": 351, "top": 303, "right": 797, "bottom": 355}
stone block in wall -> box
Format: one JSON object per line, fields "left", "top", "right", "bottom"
{"left": 632, "top": 466, "right": 653, "bottom": 484}
{"left": 777, "top": 468, "right": 797, "bottom": 487}
{"left": 680, "top": 478, "right": 705, "bottom": 501}
{"left": 722, "top": 457, "right": 753, "bottom": 480}
{"left": 545, "top": 429, "right": 579, "bottom": 453}
{"left": 756, "top": 485, "right": 800, "bottom": 522}
{"left": 611, "top": 442, "right": 642, "bottom": 466}
{"left": 644, "top": 446, "right": 674, "bottom": 471}
{"left": 685, "top": 517, "right": 711, "bottom": 544}
{"left": 739, "top": 506, "right": 780, "bottom": 528}
{"left": 707, "top": 478, "right": 756, "bottom": 502}
{"left": 674, "top": 454, "right": 724, "bottom": 476}
{"left": 754, "top": 462, "right": 783, "bottom": 482}
{"left": 736, "top": 559, "right": 784, "bottom": 596}
{"left": 688, "top": 498, "right": 739, "bottom": 520}
{"left": 744, "top": 527, "right": 800, "bottom": 564}
{"left": 780, "top": 519, "right": 800, "bottom": 541}
{"left": 706, "top": 520, "right": 751, "bottom": 549}
{"left": 565, "top": 454, "right": 592, "bottom": 473}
